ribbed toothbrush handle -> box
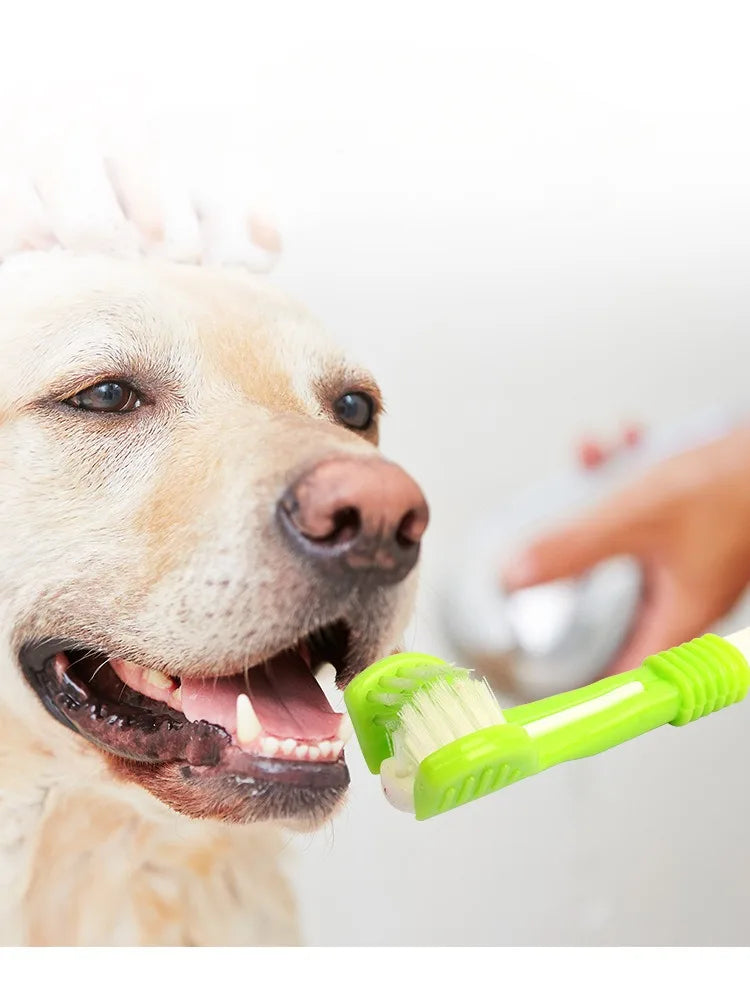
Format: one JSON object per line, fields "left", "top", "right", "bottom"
{"left": 643, "top": 633, "right": 750, "bottom": 725}
{"left": 518, "top": 635, "right": 750, "bottom": 772}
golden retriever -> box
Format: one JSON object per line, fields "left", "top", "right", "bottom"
{"left": 0, "top": 161, "right": 427, "bottom": 944}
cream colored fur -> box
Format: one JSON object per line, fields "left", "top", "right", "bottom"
{"left": 0, "top": 165, "right": 417, "bottom": 945}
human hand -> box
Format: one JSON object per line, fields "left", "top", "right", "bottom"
{"left": 0, "top": 136, "right": 280, "bottom": 269}
{"left": 502, "top": 425, "right": 750, "bottom": 674}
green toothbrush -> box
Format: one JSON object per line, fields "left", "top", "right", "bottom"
{"left": 343, "top": 630, "right": 750, "bottom": 820}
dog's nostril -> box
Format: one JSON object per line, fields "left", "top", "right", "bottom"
{"left": 326, "top": 506, "right": 361, "bottom": 546}
{"left": 395, "top": 510, "right": 419, "bottom": 549}
{"left": 395, "top": 507, "right": 429, "bottom": 549}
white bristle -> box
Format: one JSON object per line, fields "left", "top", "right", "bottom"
{"left": 392, "top": 675, "right": 505, "bottom": 774}
{"left": 726, "top": 627, "right": 750, "bottom": 665}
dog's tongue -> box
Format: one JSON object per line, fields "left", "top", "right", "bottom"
{"left": 180, "top": 651, "right": 341, "bottom": 742}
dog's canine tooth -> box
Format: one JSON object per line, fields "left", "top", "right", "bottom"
{"left": 315, "top": 663, "right": 336, "bottom": 689}
{"left": 172, "top": 686, "right": 182, "bottom": 707}
{"left": 261, "top": 736, "right": 280, "bottom": 756}
{"left": 336, "top": 714, "right": 354, "bottom": 744}
{"left": 280, "top": 738, "right": 297, "bottom": 755}
{"left": 236, "top": 694, "right": 262, "bottom": 745}
{"left": 144, "top": 668, "right": 173, "bottom": 690}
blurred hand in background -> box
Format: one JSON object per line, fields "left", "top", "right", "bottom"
{"left": 502, "top": 425, "right": 750, "bottom": 674}
{"left": 0, "top": 137, "right": 280, "bottom": 271}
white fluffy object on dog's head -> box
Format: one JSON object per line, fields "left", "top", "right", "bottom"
{"left": 0, "top": 134, "right": 282, "bottom": 273}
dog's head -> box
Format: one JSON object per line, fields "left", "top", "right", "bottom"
{"left": 0, "top": 253, "right": 427, "bottom": 827}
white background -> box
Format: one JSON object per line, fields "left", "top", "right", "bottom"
{"left": 5, "top": 0, "right": 750, "bottom": 944}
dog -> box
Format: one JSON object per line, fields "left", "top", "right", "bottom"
{"left": 0, "top": 163, "right": 428, "bottom": 945}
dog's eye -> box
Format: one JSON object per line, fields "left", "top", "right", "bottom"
{"left": 334, "top": 391, "right": 375, "bottom": 430}
{"left": 66, "top": 381, "right": 141, "bottom": 414}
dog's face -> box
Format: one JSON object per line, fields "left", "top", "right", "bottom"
{"left": 0, "top": 253, "right": 427, "bottom": 827}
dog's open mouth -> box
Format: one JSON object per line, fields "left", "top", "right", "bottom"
{"left": 19, "top": 622, "right": 354, "bottom": 797}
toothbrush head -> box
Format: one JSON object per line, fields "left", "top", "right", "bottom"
{"left": 343, "top": 652, "right": 466, "bottom": 774}
{"left": 344, "top": 653, "right": 540, "bottom": 819}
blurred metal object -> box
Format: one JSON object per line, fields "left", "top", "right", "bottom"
{"left": 442, "top": 405, "right": 747, "bottom": 701}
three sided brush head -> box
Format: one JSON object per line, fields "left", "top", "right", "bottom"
{"left": 344, "top": 653, "right": 538, "bottom": 819}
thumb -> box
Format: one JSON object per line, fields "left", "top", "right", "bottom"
{"left": 501, "top": 461, "right": 673, "bottom": 592}
{"left": 501, "top": 520, "right": 620, "bottom": 590}
{"left": 501, "top": 489, "right": 653, "bottom": 591}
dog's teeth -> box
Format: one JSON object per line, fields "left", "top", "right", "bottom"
{"left": 144, "top": 668, "right": 173, "bottom": 690}
{"left": 316, "top": 663, "right": 337, "bottom": 689}
{"left": 315, "top": 662, "right": 345, "bottom": 712}
{"left": 336, "top": 714, "right": 354, "bottom": 744}
{"left": 261, "top": 736, "right": 280, "bottom": 757}
{"left": 319, "top": 740, "right": 332, "bottom": 758}
{"left": 236, "top": 694, "right": 262, "bottom": 745}
{"left": 308, "top": 746, "right": 321, "bottom": 761}
{"left": 295, "top": 745, "right": 309, "bottom": 759}
{"left": 330, "top": 740, "right": 344, "bottom": 757}
{"left": 172, "top": 686, "right": 182, "bottom": 707}
{"left": 280, "top": 738, "right": 297, "bottom": 755}
{"left": 53, "top": 652, "right": 70, "bottom": 678}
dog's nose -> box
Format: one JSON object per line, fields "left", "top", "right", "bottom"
{"left": 278, "top": 456, "right": 429, "bottom": 584}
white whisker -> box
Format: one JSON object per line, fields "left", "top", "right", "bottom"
{"left": 85, "top": 652, "right": 116, "bottom": 683}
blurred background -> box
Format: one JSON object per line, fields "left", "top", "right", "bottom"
{"left": 6, "top": 0, "right": 750, "bottom": 944}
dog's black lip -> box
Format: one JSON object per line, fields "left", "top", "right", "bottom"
{"left": 20, "top": 638, "right": 81, "bottom": 733}
{"left": 18, "top": 637, "right": 351, "bottom": 791}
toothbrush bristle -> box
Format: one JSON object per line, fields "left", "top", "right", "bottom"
{"left": 393, "top": 675, "right": 505, "bottom": 773}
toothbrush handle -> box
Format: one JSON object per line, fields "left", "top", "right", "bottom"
{"left": 525, "top": 674, "right": 677, "bottom": 771}
{"left": 503, "top": 634, "right": 750, "bottom": 772}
